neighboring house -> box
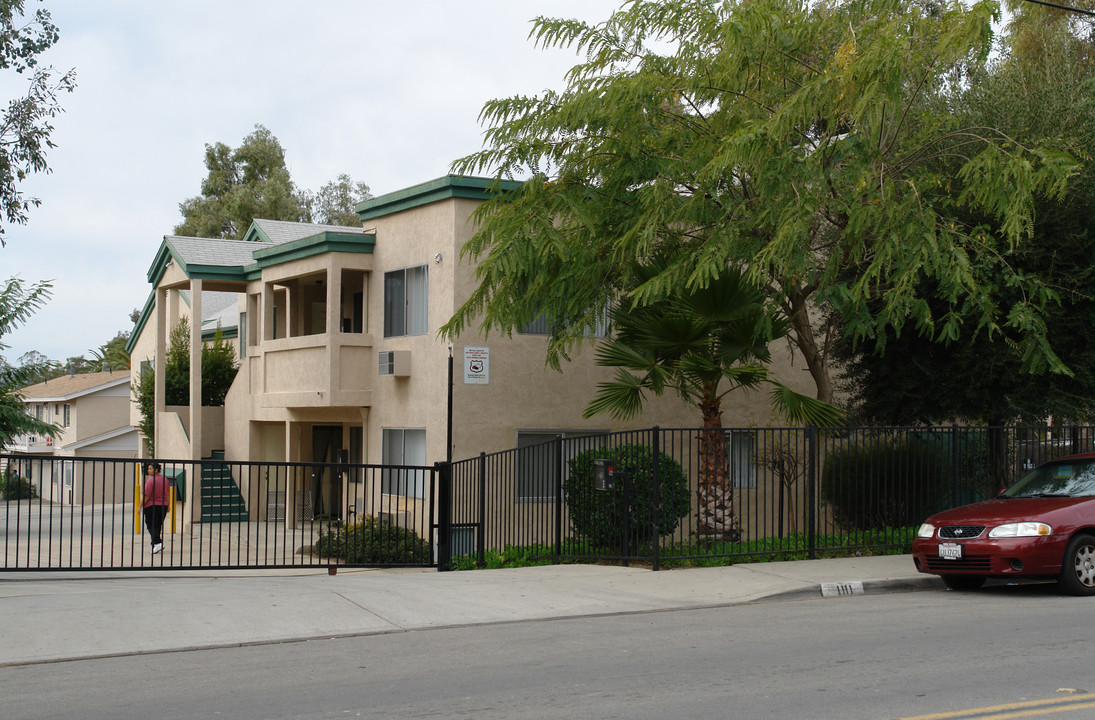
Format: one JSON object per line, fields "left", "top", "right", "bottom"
{"left": 6, "top": 370, "right": 139, "bottom": 504}
{"left": 126, "top": 175, "right": 815, "bottom": 528}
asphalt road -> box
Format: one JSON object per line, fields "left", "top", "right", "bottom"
{"left": 2, "top": 581, "right": 1092, "bottom": 720}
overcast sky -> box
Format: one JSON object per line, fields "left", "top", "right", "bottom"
{"left": 0, "top": 0, "right": 623, "bottom": 364}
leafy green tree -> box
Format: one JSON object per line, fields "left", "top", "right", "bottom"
{"left": 134, "top": 361, "right": 153, "bottom": 454}
{"left": 445, "top": 0, "right": 1076, "bottom": 405}
{"left": 0, "top": 276, "right": 57, "bottom": 444}
{"left": 0, "top": 0, "right": 76, "bottom": 244}
{"left": 134, "top": 318, "right": 240, "bottom": 454}
{"left": 175, "top": 125, "right": 371, "bottom": 238}
{"left": 584, "top": 260, "right": 843, "bottom": 538}
{"left": 13, "top": 348, "right": 56, "bottom": 384}
{"left": 302, "top": 173, "right": 371, "bottom": 227}
{"left": 835, "top": 2, "right": 1095, "bottom": 424}
{"left": 175, "top": 124, "right": 306, "bottom": 240}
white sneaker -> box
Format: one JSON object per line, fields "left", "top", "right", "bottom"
{"left": 152, "top": 543, "right": 163, "bottom": 554}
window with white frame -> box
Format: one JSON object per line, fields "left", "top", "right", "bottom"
{"left": 384, "top": 265, "right": 428, "bottom": 337}
{"left": 62, "top": 404, "right": 70, "bottom": 428}
{"left": 516, "top": 431, "right": 607, "bottom": 501}
{"left": 381, "top": 428, "right": 426, "bottom": 497}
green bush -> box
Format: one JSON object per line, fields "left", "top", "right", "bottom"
{"left": 315, "top": 516, "right": 430, "bottom": 564}
{"left": 564, "top": 444, "right": 691, "bottom": 549}
{"left": 1, "top": 473, "right": 37, "bottom": 500}
{"left": 821, "top": 436, "right": 949, "bottom": 531}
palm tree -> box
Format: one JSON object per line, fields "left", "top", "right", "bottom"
{"left": 583, "top": 263, "right": 843, "bottom": 540}
{"left": 1, "top": 278, "right": 59, "bottom": 445}
{"left": 88, "top": 332, "right": 131, "bottom": 371}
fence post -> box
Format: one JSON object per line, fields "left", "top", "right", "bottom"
{"left": 807, "top": 426, "right": 817, "bottom": 560}
{"left": 951, "top": 424, "right": 960, "bottom": 508}
{"left": 554, "top": 435, "right": 563, "bottom": 565}
{"left": 435, "top": 461, "right": 452, "bottom": 571}
{"left": 652, "top": 426, "right": 660, "bottom": 572}
{"left": 478, "top": 452, "right": 486, "bottom": 566}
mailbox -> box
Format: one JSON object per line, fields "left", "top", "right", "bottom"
{"left": 593, "top": 458, "right": 615, "bottom": 491}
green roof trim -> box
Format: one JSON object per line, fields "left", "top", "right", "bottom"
{"left": 125, "top": 290, "right": 156, "bottom": 355}
{"left": 202, "top": 325, "right": 237, "bottom": 342}
{"left": 249, "top": 231, "right": 374, "bottom": 268}
{"left": 130, "top": 232, "right": 376, "bottom": 349}
{"left": 241, "top": 224, "right": 272, "bottom": 244}
{"left": 357, "top": 175, "right": 522, "bottom": 221}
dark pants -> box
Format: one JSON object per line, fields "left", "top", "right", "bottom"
{"left": 144, "top": 505, "right": 168, "bottom": 546}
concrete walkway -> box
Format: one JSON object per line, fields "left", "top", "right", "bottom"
{"left": 0, "top": 554, "right": 939, "bottom": 667}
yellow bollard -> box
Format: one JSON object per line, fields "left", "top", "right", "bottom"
{"left": 134, "top": 462, "right": 142, "bottom": 535}
{"left": 169, "top": 484, "right": 176, "bottom": 535}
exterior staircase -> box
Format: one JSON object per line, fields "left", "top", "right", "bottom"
{"left": 200, "top": 452, "right": 249, "bottom": 522}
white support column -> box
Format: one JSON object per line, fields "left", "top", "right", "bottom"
{"left": 327, "top": 264, "right": 341, "bottom": 336}
{"left": 327, "top": 264, "right": 341, "bottom": 386}
{"left": 264, "top": 282, "right": 275, "bottom": 341}
{"left": 154, "top": 287, "right": 167, "bottom": 456}
{"left": 189, "top": 278, "right": 203, "bottom": 463}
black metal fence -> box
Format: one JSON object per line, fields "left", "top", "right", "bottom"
{"left": 0, "top": 455, "right": 437, "bottom": 571}
{"left": 441, "top": 425, "right": 1095, "bottom": 570}
{"left": 5, "top": 424, "right": 1093, "bottom": 572}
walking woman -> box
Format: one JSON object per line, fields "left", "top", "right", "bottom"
{"left": 143, "top": 463, "right": 169, "bottom": 554}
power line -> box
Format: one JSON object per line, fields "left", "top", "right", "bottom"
{"left": 1022, "top": 0, "right": 1095, "bottom": 18}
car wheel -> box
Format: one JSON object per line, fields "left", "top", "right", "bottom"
{"left": 1057, "top": 533, "right": 1095, "bottom": 596}
{"left": 941, "top": 575, "right": 986, "bottom": 591}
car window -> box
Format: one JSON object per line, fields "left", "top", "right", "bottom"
{"left": 1004, "top": 460, "right": 1095, "bottom": 498}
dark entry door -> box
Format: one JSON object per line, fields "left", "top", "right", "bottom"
{"left": 311, "top": 426, "right": 343, "bottom": 520}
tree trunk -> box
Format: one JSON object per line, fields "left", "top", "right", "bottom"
{"left": 785, "top": 287, "right": 834, "bottom": 404}
{"left": 696, "top": 390, "right": 741, "bottom": 542}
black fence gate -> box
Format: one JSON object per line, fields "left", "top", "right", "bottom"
{"left": 0, "top": 456, "right": 438, "bottom": 571}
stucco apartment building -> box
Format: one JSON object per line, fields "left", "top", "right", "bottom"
{"left": 6, "top": 370, "right": 138, "bottom": 504}
{"left": 127, "top": 175, "right": 813, "bottom": 527}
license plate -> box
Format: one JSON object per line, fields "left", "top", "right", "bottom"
{"left": 938, "top": 542, "right": 963, "bottom": 560}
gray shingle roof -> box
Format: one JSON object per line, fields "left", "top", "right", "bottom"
{"left": 176, "top": 290, "right": 239, "bottom": 331}
{"left": 251, "top": 218, "right": 364, "bottom": 245}
{"left": 201, "top": 295, "right": 240, "bottom": 333}
{"left": 166, "top": 236, "right": 259, "bottom": 267}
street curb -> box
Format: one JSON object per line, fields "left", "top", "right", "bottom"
{"left": 757, "top": 576, "right": 942, "bottom": 602}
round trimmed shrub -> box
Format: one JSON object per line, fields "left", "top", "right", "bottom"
{"left": 1, "top": 473, "right": 37, "bottom": 500}
{"left": 316, "top": 516, "right": 430, "bottom": 564}
{"left": 565, "top": 444, "right": 690, "bottom": 549}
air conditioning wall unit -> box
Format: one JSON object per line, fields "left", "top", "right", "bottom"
{"left": 378, "top": 350, "right": 411, "bottom": 377}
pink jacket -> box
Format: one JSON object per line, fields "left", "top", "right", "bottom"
{"left": 143, "top": 473, "right": 170, "bottom": 508}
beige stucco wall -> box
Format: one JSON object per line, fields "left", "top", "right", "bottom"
{"left": 71, "top": 384, "right": 131, "bottom": 442}
{"left": 123, "top": 188, "right": 828, "bottom": 541}
{"left": 363, "top": 195, "right": 816, "bottom": 469}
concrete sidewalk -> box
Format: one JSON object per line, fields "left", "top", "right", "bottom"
{"left": 0, "top": 554, "right": 939, "bottom": 667}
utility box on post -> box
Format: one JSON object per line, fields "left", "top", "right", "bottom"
{"left": 593, "top": 458, "right": 616, "bottom": 491}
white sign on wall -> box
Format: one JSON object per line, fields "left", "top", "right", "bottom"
{"left": 464, "top": 346, "right": 489, "bottom": 384}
